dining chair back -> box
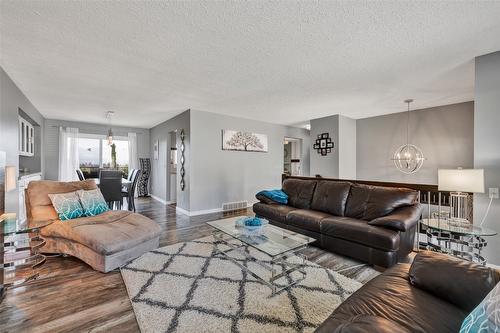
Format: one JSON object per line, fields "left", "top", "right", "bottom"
{"left": 99, "top": 170, "right": 123, "bottom": 209}
{"left": 127, "top": 169, "right": 137, "bottom": 181}
{"left": 76, "top": 169, "right": 85, "bottom": 181}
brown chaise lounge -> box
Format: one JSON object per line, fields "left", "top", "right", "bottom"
{"left": 25, "top": 180, "right": 161, "bottom": 272}
{"left": 254, "top": 177, "right": 422, "bottom": 267}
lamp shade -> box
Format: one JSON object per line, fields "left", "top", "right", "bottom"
{"left": 5, "top": 166, "right": 16, "bottom": 192}
{"left": 438, "top": 169, "right": 484, "bottom": 193}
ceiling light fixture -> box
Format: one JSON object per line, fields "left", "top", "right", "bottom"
{"left": 392, "top": 99, "right": 425, "bottom": 174}
{"left": 106, "top": 111, "right": 115, "bottom": 146}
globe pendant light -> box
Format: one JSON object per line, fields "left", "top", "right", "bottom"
{"left": 392, "top": 99, "right": 425, "bottom": 174}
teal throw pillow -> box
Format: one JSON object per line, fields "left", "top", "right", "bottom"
{"left": 460, "top": 282, "right": 500, "bottom": 332}
{"left": 48, "top": 191, "right": 85, "bottom": 221}
{"left": 77, "top": 189, "right": 109, "bottom": 217}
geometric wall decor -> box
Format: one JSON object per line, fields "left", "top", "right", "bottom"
{"left": 313, "top": 133, "right": 334, "bottom": 156}
{"left": 180, "top": 129, "right": 186, "bottom": 191}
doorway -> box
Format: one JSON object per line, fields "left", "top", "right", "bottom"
{"left": 283, "top": 137, "right": 302, "bottom": 176}
{"left": 168, "top": 130, "right": 177, "bottom": 204}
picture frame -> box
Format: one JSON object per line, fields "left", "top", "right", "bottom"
{"left": 153, "top": 140, "right": 159, "bottom": 160}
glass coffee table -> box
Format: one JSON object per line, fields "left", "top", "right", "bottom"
{"left": 207, "top": 217, "right": 315, "bottom": 295}
{"left": 421, "top": 218, "right": 497, "bottom": 265}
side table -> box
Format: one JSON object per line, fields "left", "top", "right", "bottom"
{"left": 1, "top": 213, "right": 54, "bottom": 300}
{"left": 420, "top": 218, "right": 497, "bottom": 265}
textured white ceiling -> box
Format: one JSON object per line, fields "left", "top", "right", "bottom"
{"left": 1, "top": 1, "right": 500, "bottom": 128}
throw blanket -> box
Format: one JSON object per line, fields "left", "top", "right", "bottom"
{"left": 256, "top": 189, "right": 288, "bottom": 204}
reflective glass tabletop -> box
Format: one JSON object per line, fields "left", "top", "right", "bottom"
{"left": 208, "top": 217, "right": 316, "bottom": 257}
{"left": 1, "top": 213, "right": 56, "bottom": 236}
{"left": 421, "top": 218, "right": 497, "bottom": 236}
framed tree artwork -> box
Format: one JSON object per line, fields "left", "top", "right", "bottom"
{"left": 222, "top": 130, "right": 268, "bottom": 152}
{"left": 313, "top": 133, "right": 334, "bottom": 156}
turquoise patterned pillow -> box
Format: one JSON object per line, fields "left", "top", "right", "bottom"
{"left": 77, "top": 189, "right": 109, "bottom": 217}
{"left": 48, "top": 191, "right": 85, "bottom": 221}
{"left": 460, "top": 282, "right": 500, "bottom": 332}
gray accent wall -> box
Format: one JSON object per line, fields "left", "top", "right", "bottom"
{"left": 44, "top": 119, "right": 150, "bottom": 181}
{"left": 474, "top": 51, "right": 500, "bottom": 265}
{"left": 0, "top": 67, "right": 45, "bottom": 213}
{"left": 189, "top": 110, "right": 310, "bottom": 213}
{"left": 357, "top": 102, "right": 474, "bottom": 184}
{"left": 149, "top": 110, "right": 190, "bottom": 211}
{"left": 310, "top": 114, "right": 356, "bottom": 179}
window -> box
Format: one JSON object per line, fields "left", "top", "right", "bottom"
{"left": 78, "top": 134, "right": 129, "bottom": 178}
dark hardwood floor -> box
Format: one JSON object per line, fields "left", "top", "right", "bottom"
{"left": 0, "top": 198, "right": 379, "bottom": 333}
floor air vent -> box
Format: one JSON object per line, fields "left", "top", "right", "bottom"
{"left": 222, "top": 201, "right": 248, "bottom": 212}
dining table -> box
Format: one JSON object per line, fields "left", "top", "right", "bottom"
{"left": 89, "top": 178, "right": 132, "bottom": 190}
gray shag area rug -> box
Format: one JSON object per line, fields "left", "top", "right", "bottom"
{"left": 121, "top": 235, "right": 364, "bottom": 333}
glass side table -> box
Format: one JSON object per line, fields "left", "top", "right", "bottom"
{"left": 1, "top": 213, "right": 55, "bottom": 298}
{"left": 421, "top": 218, "right": 497, "bottom": 265}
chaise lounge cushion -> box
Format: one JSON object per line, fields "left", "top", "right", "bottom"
{"left": 41, "top": 210, "right": 161, "bottom": 255}
{"left": 253, "top": 202, "right": 298, "bottom": 223}
{"left": 286, "top": 209, "right": 331, "bottom": 233}
{"left": 282, "top": 178, "right": 317, "bottom": 209}
{"left": 321, "top": 216, "right": 400, "bottom": 251}
{"left": 344, "top": 184, "right": 419, "bottom": 221}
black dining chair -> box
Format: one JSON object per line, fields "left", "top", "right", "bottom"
{"left": 122, "top": 169, "right": 141, "bottom": 212}
{"left": 99, "top": 170, "right": 123, "bottom": 209}
{"left": 76, "top": 169, "right": 85, "bottom": 181}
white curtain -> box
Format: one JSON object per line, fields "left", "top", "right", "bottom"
{"left": 58, "top": 127, "right": 80, "bottom": 181}
{"left": 128, "top": 132, "right": 139, "bottom": 197}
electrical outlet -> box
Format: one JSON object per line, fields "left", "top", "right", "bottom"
{"left": 489, "top": 188, "right": 499, "bottom": 199}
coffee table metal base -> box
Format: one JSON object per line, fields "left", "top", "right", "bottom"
{"left": 212, "top": 230, "right": 307, "bottom": 295}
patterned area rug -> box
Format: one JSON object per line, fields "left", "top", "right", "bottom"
{"left": 121, "top": 236, "right": 363, "bottom": 333}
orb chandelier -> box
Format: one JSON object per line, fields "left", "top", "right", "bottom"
{"left": 392, "top": 99, "right": 425, "bottom": 174}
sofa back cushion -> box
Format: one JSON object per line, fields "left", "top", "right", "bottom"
{"left": 26, "top": 179, "right": 98, "bottom": 224}
{"left": 282, "top": 178, "right": 317, "bottom": 209}
{"left": 310, "top": 181, "right": 351, "bottom": 216}
{"left": 345, "top": 183, "right": 419, "bottom": 221}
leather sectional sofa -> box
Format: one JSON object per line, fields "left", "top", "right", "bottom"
{"left": 316, "top": 250, "right": 500, "bottom": 333}
{"left": 253, "top": 178, "right": 422, "bottom": 267}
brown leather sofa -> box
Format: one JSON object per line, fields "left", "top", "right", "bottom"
{"left": 316, "top": 251, "right": 500, "bottom": 333}
{"left": 253, "top": 178, "right": 422, "bottom": 267}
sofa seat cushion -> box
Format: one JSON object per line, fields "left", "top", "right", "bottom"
{"left": 311, "top": 181, "right": 351, "bottom": 216}
{"left": 344, "top": 184, "right": 419, "bottom": 221}
{"left": 321, "top": 216, "right": 400, "bottom": 251}
{"left": 286, "top": 209, "right": 332, "bottom": 233}
{"left": 253, "top": 202, "right": 297, "bottom": 223}
{"left": 316, "top": 264, "right": 469, "bottom": 333}
{"left": 282, "top": 178, "right": 317, "bottom": 209}
{"left": 41, "top": 210, "right": 161, "bottom": 255}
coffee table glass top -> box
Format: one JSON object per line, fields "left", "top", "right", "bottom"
{"left": 422, "top": 218, "right": 497, "bottom": 236}
{"left": 207, "top": 217, "right": 316, "bottom": 257}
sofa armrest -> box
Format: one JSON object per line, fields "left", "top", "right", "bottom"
{"left": 368, "top": 203, "right": 421, "bottom": 231}
{"left": 316, "top": 314, "right": 410, "bottom": 333}
{"left": 409, "top": 251, "right": 500, "bottom": 311}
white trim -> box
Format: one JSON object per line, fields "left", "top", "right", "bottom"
{"left": 150, "top": 194, "right": 168, "bottom": 205}
{"left": 176, "top": 204, "right": 253, "bottom": 217}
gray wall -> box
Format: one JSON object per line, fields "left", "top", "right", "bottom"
{"left": 357, "top": 102, "right": 474, "bottom": 184}
{"left": 0, "top": 67, "right": 45, "bottom": 213}
{"left": 189, "top": 110, "right": 310, "bottom": 212}
{"left": 310, "top": 115, "right": 339, "bottom": 178}
{"left": 474, "top": 51, "right": 500, "bottom": 266}
{"left": 44, "top": 119, "right": 150, "bottom": 181}
{"left": 338, "top": 115, "right": 357, "bottom": 179}
{"left": 149, "top": 110, "right": 190, "bottom": 211}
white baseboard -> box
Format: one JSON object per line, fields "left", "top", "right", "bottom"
{"left": 150, "top": 195, "right": 169, "bottom": 205}
{"left": 176, "top": 204, "right": 253, "bottom": 217}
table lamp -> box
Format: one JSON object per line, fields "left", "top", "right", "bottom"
{"left": 438, "top": 168, "right": 484, "bottom": 224}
